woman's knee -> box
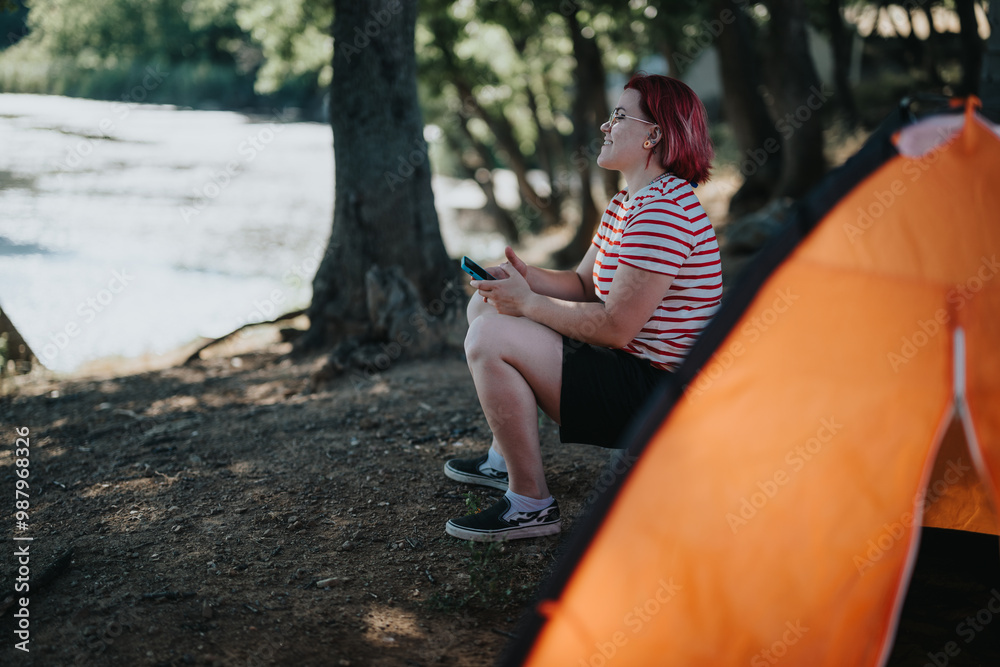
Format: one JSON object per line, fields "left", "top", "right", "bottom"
{"left": 464, "top": 315, "right": 492, "bottom": 363}
{"left": 465, "top": 314, "right": 515, "bottom": 364}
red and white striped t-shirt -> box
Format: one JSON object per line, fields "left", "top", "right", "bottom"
{"left": 592, "top": 173, "right": 722, "bottom": 371}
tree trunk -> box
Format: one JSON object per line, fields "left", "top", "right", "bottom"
{"left": 453, "top": 77, "right": 562, "bottom": 230}
{"left": 714, "top": 0, "right": 783, "bottom": 216}
{"left": 0, "top": 303, "right": 37, "bottom": 375}
{"left": 298, "top": 0, "right": 463, "bottom": 372}
{"left": 982, "top": 0, "right": 1000, "bottom": 122}
{"left": 554, "top": 9, "right": 605, "bottom": 268}
{"left": 760, "top": 0, "right": 828, "bottom": 200}
{"left": 826, "top": 0, "right": 858, "bottom": 125}
{"left": 915, "top": 4, "right": 946, "bottom": 87}
{"left": 661, "top": 38, "right": 683, "bottom": 82}
{"left": 955, "top": 0, "right": 984, "bottom": 96}
{"left": 425, "top": 13, "right": 562, "bottom": 232}
{"left": 526, "top": 82, "right": 565, "bottom": 223}
{"left": 453, "top": 117, "right": 521, "bottom": 244}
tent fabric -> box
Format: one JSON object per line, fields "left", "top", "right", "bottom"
{"left": 505, "top": 100, "right": 1000, "bottom": 667}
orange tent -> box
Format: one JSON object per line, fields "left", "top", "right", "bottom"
{"left": 506, "top": 99, "right": 1000, "bottom": 666}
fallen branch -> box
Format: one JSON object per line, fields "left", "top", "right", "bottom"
{"left": 183, "top": 308, "right": 306, "bottom": 366}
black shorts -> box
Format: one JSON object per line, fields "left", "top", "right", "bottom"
{"left": 559, "top": 336, "right": 672, "bottom": 449}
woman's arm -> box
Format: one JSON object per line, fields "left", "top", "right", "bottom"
{"left": 490, "top": 245, "right": 601, "bottom": 303}
{"left": 476, "top": 261, "right": 673, "bottom": 349}
{"left": 524, "top": 244, "right": 601, "bottom": 303}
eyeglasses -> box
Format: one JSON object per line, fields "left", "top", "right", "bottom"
{"left": 606, "top": 110, "right": 656, "bottom": 129}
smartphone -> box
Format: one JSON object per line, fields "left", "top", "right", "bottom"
{"left": 461, "top": 256, "right": 496, "bottom": 281}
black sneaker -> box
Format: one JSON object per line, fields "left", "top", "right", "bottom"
{"left": 445, "top": 496, "right": 561, "bottom": 542}
{"left": 443, "top": 454, "right": 509, "bottom": 491}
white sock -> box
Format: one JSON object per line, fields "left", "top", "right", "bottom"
{"left": 483, "top": 445, "right": 507, "bottom": 473}
{"left": 503, "top": 489, "right": 554, "bottom": 519}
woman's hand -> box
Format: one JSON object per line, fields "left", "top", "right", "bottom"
{"left": 472, "top": 261, "right": 537, "bottom": 318}
{"left": 485, "top": 246, "right": 528, "bottom": 281}
{"left": 503, "top": 245, "right": 528, "bottom": 278}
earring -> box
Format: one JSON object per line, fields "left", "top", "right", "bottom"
{"left": 644, "top": 140, "right": 651, "bottom": 148}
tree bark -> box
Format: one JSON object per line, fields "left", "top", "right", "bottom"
{"left": 298, "top": 0, "right": 462, "bottom": 365}
{"left": 760, "top": 0, "right": 827, "bottom": 200}
{"left": 0, "top": 303, "right": 37, "bottom": 375}
{"left": 714, "top": 0, "right": 783, "bottom": 216}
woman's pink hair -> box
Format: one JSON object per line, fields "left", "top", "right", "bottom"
{"left": 625, "top": 73, "right": 713, "bottom": 184}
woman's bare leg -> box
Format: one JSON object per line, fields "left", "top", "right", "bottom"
{"left": 464, "top": 310, "right": 563, "bottom": 499}
{"left": 467, "top": 292, "right": 492, "bottom": 325}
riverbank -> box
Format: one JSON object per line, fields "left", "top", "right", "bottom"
{"left": 0, "top": 322, "right": 619, "bottom": 666}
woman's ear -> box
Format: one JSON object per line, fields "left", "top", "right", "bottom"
{"left": 649, "top": 125, "right": 662, "bottom": 148}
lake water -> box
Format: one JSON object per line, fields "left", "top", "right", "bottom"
{"left": 0, "top": 94, "right": 504, "bottom": 372}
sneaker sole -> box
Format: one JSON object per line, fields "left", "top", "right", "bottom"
{"left": 442, "top": 463, "right": 509, "bottom": 491}
{"left": 445, "top": 520, "right": 561, "bottom": 542}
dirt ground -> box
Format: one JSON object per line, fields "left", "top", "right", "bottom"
{"left": 0, "top": 326, "right": 613, "bottom": 667}
{"left": 3, "top": 324, "right": 1000, "bottom": 667}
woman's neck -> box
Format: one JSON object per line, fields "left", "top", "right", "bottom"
{"left": 624, "top": 166, "right": 667, "bottom": 201}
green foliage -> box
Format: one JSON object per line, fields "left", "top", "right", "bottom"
{"left": 0, "top": 0, "right": 976, "bottom": 211}
{"left": 0, "top": 0, "right": 328, "bottom": 112}
{"left": 232, "top": 0, "right": 331, "bottom": 94}
{"left": 419, "top": 1, "right": 624, "bottom": 145}
{"left": 463, "top": 490, "right": 483, "bottom": 515}
{"left": 0, "top": 49, "right": 259, "bottom": 108}
{"left": 21, "top": 0, "right": 234, "bottom": 64}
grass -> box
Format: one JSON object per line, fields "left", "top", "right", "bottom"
{"left": 425, "top": 540, "right": 536, "bottom": 612}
